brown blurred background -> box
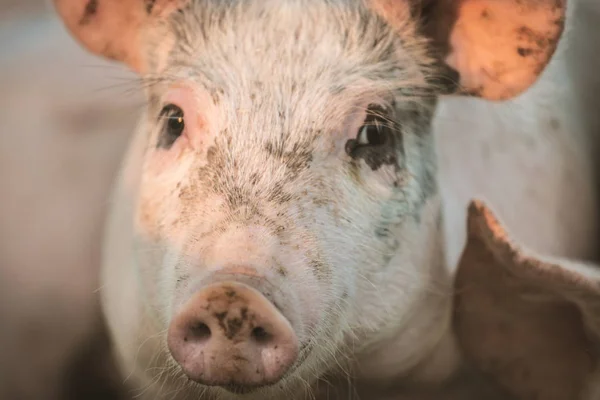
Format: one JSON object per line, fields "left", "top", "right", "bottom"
{"left": 0, "top": 1, "right": 142, "bottom": 399}
{"left": 1, "top": 1, "right": 600, "bottom": 400}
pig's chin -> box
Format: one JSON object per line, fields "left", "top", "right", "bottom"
{"left": 169, "top": 342, "right": 318, "bottom": 399}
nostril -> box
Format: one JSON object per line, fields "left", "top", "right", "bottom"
{"left": 251, "top": 326, "right": 272, "bottom": 344}
{"left": 186, "top": 322, "right": 211, "bottom": 342}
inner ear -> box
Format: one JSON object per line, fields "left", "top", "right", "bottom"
{"left": 373, "top": 0, "right": 568, "bottom": 101}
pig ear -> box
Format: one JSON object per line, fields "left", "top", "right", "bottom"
{"left": 371, "top": 0, "right": 567, "bottom": 101}
{"left": 453, "top": 199, "right": 600, "bottom": 400}
{"left": 52, "top": 0, "right": 188, "bottom": 73}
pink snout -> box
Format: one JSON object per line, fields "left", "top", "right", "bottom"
{"left": 167, "top": 281, "right": 299, "bottom": 390}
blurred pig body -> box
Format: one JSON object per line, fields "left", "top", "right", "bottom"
{"left": 51, "top": 0, "right": 599, "bottom": 399}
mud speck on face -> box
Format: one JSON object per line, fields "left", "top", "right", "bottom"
{"left": 78, "top": 0, "right": 98, "bottom": 25}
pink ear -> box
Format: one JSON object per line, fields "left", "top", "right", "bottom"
{"left": 371, "top": 0, "right": 567, "bottom": 101}
{"left": 454, "top": 200, "right": 600, "bottom": 400}
{"left": 52, "top": 0, "right": 188, "bottom": 73}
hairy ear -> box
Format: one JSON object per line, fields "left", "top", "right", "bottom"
{"left": 371, "top": 0, "right": 567, "bottom": 101}
{"left": 52, "top": 0, "right": 188, "bottom": 73}
{"left": 453, "top": 200, "right": 600, "bottom": 400}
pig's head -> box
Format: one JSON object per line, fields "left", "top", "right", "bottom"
{"left": 54, "top": 0, "right": 566, "bottom": 397}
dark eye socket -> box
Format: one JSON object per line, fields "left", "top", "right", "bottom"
{"left": 157, "top": 104, "right": 185, "bottom": 148}
{"left": 344, "top": 105, "right": 399, "bottom": 169}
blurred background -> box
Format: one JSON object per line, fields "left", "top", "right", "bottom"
{"left": 1, "top": 1, "right": 600, "bottom": 400}
{"left": 0, "top": 1, "right": 142, "bottom": 399}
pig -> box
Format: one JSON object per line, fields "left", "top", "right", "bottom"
{"left": 51, "top": 0, "right": 600, "bottom": 399}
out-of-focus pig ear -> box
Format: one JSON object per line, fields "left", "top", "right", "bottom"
{"left": 453, "top": 199, "right": 600, "bottom": 400}
{"left": 370, "top": 0, "right": 567, "bottom": 101}
{"left": 52, "top": 0, "right": 188, "bottom": 73}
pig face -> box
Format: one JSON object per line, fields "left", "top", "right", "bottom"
{"left": 53, "top": 0, "right": 566, "bottom": 397}
{"left": 134, "top": 1, "right": 443, "bottom": 390}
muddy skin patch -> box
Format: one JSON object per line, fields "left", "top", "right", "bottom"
{"left": 263, "top": 139, "right": 315, "bottom": 177}
{"left": 193, "top": 138, "right": 274, "bottom": 216}
{"left": 204, "top": 288, "right": 251, "bottom": 339}
{"left": 517, "top": 47, "right": 534, "bottom": 57}
{"left": 213, "top": 308, "right": 254, "bottom": 341}
{"left": 374, "top": 225, "right": 401, "bottom": 265}
{"left": 416, "top": 158, "right": 437, "bottom": 206}
{"left": 514, "top": 24, "right": 563, "bottom": 69}
{"left": 145, "top": 0, "right": 157, "bottom": 15}
{"left": 79, "top": 0, "right": 99, "bottom": 26}
{"left": 276, "top": 265, "right": 287, "bottom": 277}
{"left": 224, "top": 314, "right": 244, "bottom": 340}
{"left": 266, "top": 184, "right": 295, "bottom": 205}
{"left": 309, "top": 258, "right": 330, "bottom": 281}
{"left": 176, "top": 273, "right": 190, "bottom": 291}
{"left": 222, "top": 185, "right": 262, "bottom": 212}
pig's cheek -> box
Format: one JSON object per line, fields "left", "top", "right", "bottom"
{"left": 146, "top": 135, "right": 191, "bottom": 174}
{"left": 135, "top": 182, "right": 172, "bottom": 243}
{"left": 136, "top": 142, "right": 193, "bottom": 241}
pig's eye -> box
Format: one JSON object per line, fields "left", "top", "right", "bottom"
{"left": 345, "top": 106, "right": 398, "bottom": 169}
{"left": 345, "top": 107, "right": 394, "bottom": 156}
{"left": 356, "top": 116, "right": 390, "bottom": 146}
{"left": 158, "top": 104, "right": 185, "bottom": 148}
